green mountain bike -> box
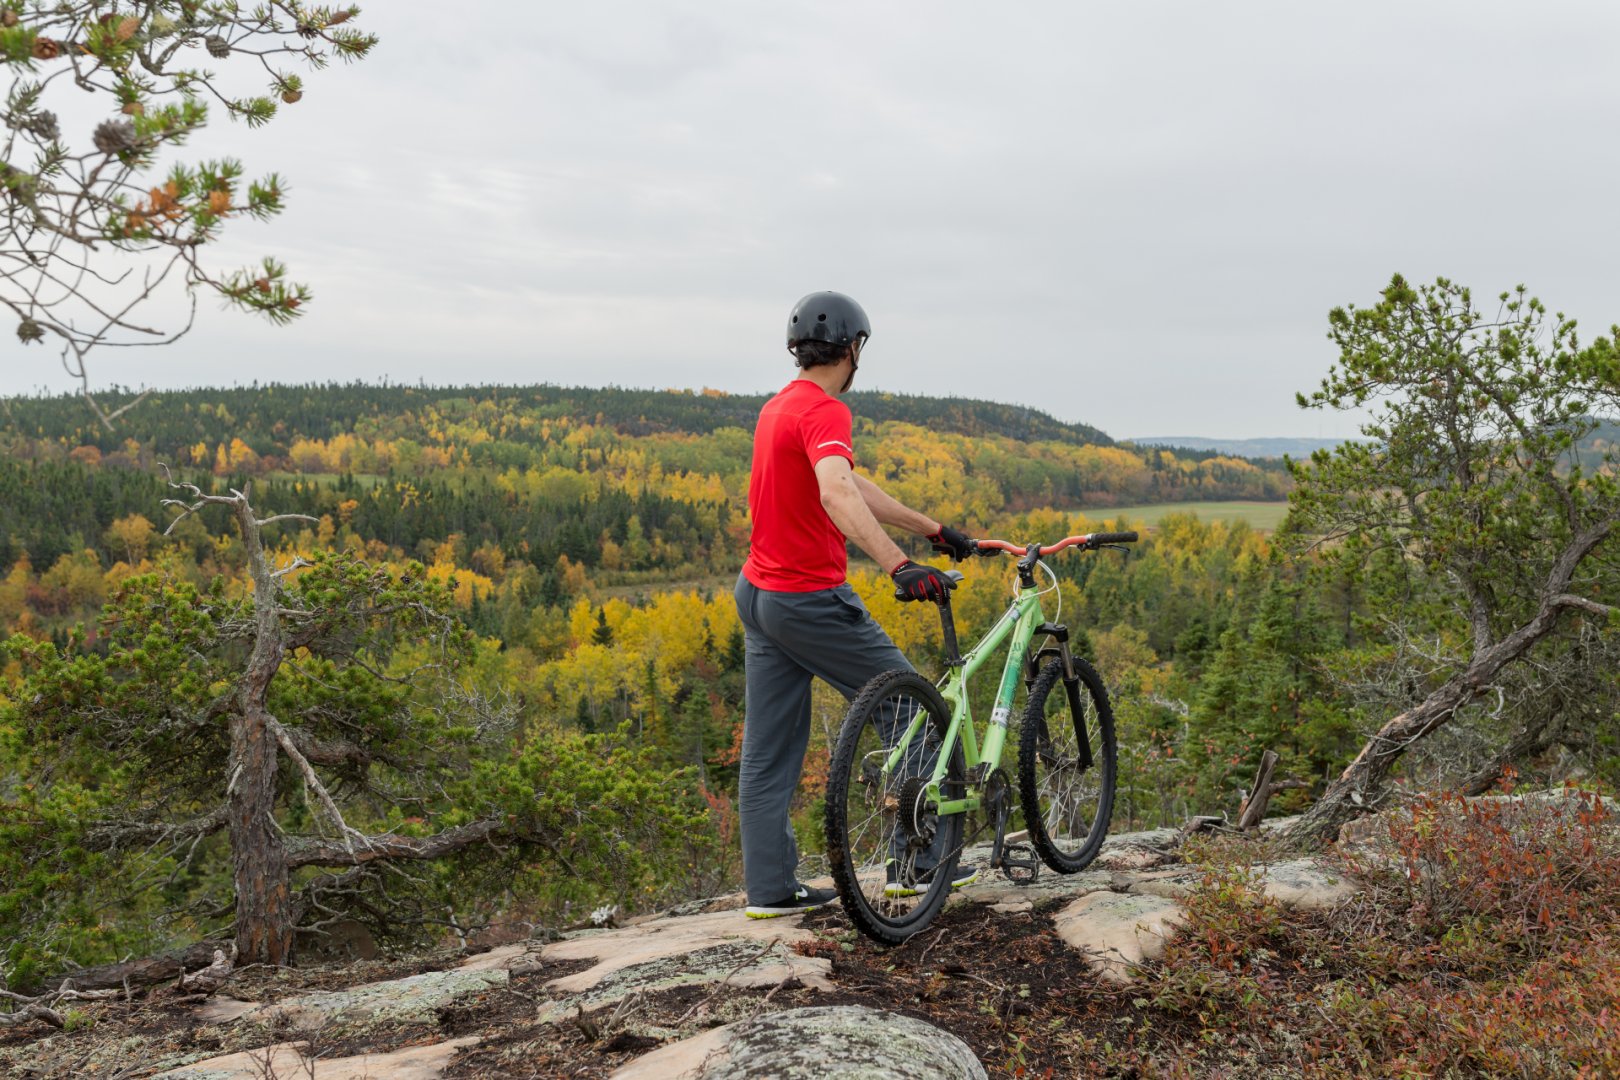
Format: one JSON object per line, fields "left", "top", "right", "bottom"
{"left": 824, "top": 531, "right": 1138, "bottom": 944}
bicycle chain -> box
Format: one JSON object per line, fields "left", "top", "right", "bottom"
{"left": 936, "top": 770, "right": 1040, "bottom": 887}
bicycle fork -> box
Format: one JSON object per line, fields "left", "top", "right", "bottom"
{"left": 1030, "top": 625, "right": 1093, "bottom": 772}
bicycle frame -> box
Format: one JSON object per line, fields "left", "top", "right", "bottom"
{"left": 829, "top": 530, "right": 1136, "bottom": 940}
{"left": 881, "top": 582, "right": 1047, "bottom": 819}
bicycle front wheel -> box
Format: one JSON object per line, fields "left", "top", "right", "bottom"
{"left": 825, "top": 669, "right": 965, "bottom": 945}
{"left": 1018, "top": 656, "right": 1116, "bottom": 873}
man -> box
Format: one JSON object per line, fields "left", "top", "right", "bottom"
{"left": 735, "top": 290, "right": 977, "bottom": 919}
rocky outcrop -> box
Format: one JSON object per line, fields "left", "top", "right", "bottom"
{"left": 1052, "top": 892, "right": 1189, "bottom": 984}
{"left": 1259, "top": 858, "right": 1358, "bottom": 910}
{"left": 528, "top": 908, "right": 834, "bottom": 1024}
{"left": 1116, "top": 857, "right": 1356, "bottom": 911}
{"left": 155, "top": 1035, "right": 481, "bottom": 1079}
{"left": 24, "top": 824, "right": 1372, "bottom": 1078}
{"left": 243, "top": 967, "right": 509, "bottom": 1029}
{"left": 611, "top": 1005, "right": 987, "bottom": 1080}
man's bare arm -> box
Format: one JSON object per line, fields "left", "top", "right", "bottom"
{"left": 815, "top": 457, "right": 909, "bottom": 573}
{"left": 852, "top": 473, "right": 940, "bottom": 535}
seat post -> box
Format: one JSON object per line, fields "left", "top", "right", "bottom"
{"left": 936, "top": 595, "right": 963, "bottom": 667}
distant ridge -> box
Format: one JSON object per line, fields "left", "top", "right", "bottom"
{"left": 1128, "top": 436, "right": 1346, "bottom": 460}
{"left": 0, "top": 383, "right": 1120, "bottom": 450}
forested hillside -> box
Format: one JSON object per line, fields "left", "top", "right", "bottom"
{"left": 0, "top": 382, "right": 1288, "bottom": 586}
{"left": 2, "top": 368, "right": 1613, "bottom": 991}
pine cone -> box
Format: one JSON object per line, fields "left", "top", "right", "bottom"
{"left": 204, "top": 34, "right": 229, "bottom": 58}
{"left": 281, "top": 89, "right": 302, "bottom": 104}
{"left": 26, "top": 110, "right": 60, "bottom": 142}
{"left": 31, "top": 37, "right": 61, "bottom": 59}
{"left": 17, "top": 318, "right": 44, "bottom": 345}
{"left": 2, "top": 11, "right": 19, "bottom": 28}
{"left": 92, "top": 119, "right": 136, "bottom": 155}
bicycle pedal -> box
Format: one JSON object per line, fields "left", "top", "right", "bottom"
{"left": 999, "top": 843, "right": 1040, "bottom": 886}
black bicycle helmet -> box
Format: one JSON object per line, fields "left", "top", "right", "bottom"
{"left": 786, "top": 291, "right": 871, "bottom": 350}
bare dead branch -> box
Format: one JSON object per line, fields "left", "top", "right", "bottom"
{"left": 42, "top": 940, "right": 233, "bottom": 993}
{"left": 271, "top": 556, "right": 315, "bottom": 580}
{"left": 83, "top": 805, "right": 230, "bottom": 854}
{"left": 267, "top": 715, "right": 367, "bottom": 856}
{"left": 1550, "top": 593, "right": 1617, "bottom": 618}
{"left": 285, "top": 818, "right": 505, "bottom": 870}
{"left": 256, "top": 514, "right": 319, "bottom": 529}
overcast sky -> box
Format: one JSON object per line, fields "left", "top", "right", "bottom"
{"left": 7, "top": 0, "right": 1620, "bottom": 439}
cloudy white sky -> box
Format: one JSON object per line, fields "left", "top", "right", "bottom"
{"left": 7, "top": 0, "right": 1620, "bottom": 439}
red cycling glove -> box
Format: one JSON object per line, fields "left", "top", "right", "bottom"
{"left": 891, "top": 559, "right": 953, "bottom": 602}
{"left": 927, "top": 524, "right": 975, "bottom": 562}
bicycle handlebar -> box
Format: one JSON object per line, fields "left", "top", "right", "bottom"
{"left": 972, "top": 531, "right": 1139, "bottom": 556}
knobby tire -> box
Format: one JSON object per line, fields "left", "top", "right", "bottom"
{"left": 1018, "top": 656, "right": 1116, "bottom": 873}
{"left": 825, "top": 669, "right": 965, "bottom": 945}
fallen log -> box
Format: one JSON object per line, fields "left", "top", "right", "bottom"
{"left": 177, "top": 948, "right": 234, "bottom": 996}
{"left": 0, "top": 1004, "right": 64, "bottom": 1030}
{"left": 43, "top": 939, "right": 232, "bottom": 993}
{"left": 1178, "top": 815, "right": 1227, "bottom": 841}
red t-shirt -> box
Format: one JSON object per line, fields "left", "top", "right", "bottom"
{"left": 743, "top": 380, "right": 855, "bottom": 591}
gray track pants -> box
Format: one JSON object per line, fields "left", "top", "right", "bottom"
{"left": 734, "top": 573, "right": 916, "bottom": 905}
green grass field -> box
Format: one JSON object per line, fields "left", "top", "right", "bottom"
{"left": 262, "top": 471, "right": 389, "bottom": 490}
{"left": 1084, "top": 500, "right": 1291, "bottom": 531}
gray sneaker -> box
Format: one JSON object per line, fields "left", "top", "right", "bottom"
{"left": 884, "top": 865, "right": 979, "bottom": 898}
{"left": 745, "top": 884, "right": 837, "bottom": 919}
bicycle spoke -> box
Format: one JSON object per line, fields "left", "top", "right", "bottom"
{"left": 828, "top": 673, "right": 966, "bottom": 943}
{"left": 1019, "top": 658, "right": 1116, "bottom": 872}
{"left": 1038, "top": 717, "right": 1103, "bottom": 843}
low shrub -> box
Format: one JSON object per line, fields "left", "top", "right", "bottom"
{"left": 1374, "top": 787, "right": 1619, "bottom": 956}
{"left": 1113, "top": 788, "right": 1620, "bottom": 1077}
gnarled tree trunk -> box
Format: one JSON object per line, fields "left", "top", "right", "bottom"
{"left": 229, "top": 495, "right": 294, "bottom": 965}
{"left": 1286, "top": 543, "right": 1614, "bottom": 848}
{"left": 228, "top": 709, "right": 292, "bottom": 965}
{"left": 1285, "top": 679, "right": 1476, "bottom": 845}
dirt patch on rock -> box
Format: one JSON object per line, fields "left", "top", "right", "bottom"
{"left": 0, "top": 950, "right": 598, "bottom": 1079}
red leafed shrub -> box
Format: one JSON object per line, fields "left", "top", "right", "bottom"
{"left": 698, "top": 782, "right": 738, "bottom": 848}
{"left": 23, "top": 583, "right": 71, "bottom": 617}
{"left": 1116, "top": 789, "right": 1620, "bottom": 1077}
{"left": 791, "top": 936, "right": 840, "bottom": 959}
{"left": 1379, "top": 786, "right": 1619, "bottom": 954}
{"left": 1379, "top": 941, "right": 1620, "bottom": 1077}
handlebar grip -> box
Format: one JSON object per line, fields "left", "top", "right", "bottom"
{"left": 893, "top": 587, "right": 951, "bottom": 603}
{"left": 1089, "top": 531, "right": 1139, "bottom": 545}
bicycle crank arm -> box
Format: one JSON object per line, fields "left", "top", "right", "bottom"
{"left": 988, "top": 795, "right": 1012, "bottom": 871}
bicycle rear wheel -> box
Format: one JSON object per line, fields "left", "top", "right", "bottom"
{"left": 825, "top": 669, "right": 965, "bottom": 945}
{"left": 1017, "top": 656, "right": 1116, "bottom": 873}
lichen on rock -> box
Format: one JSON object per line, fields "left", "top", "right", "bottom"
{"left": 612, "top": 1005, "right": 987, "bottom": 1080}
